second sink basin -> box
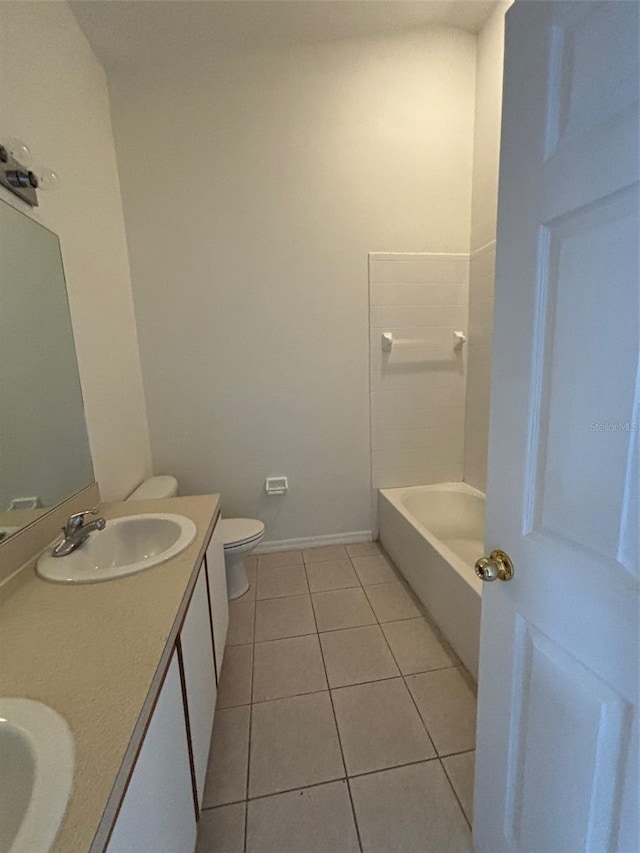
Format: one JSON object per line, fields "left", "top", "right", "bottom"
{"left": 0, "top": 698, "right": 74, "bottom": 853}
{"left": 36, "top": 513, "right": 197, "bottom": 584}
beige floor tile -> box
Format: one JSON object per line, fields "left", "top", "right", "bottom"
{"left": 350, "top": 761, "right": 473, "bottom": 853}
{"left": 249, "top": 692, "right": 344, "bottom": 797}
{"left": 254, "top": 594, "right": 316, "bottom": 642}
{"left": 246, "top": 780, "right": 359, "bottom": 853}
{"left": 253, "top": 634, "right": 327, "bottom": 702}
{"left": 320, "top": 625, "right": 399, "bottom": 688}
{"left": 381, "top": 617, "right": 459, "bottom": 674}
{"left": 406, "top": 667, "right": 477, "bottom": 755}
{"left": 256, "top": 563, "right": 308, "bottom": 599}
{"left": 351, "top": 554, "right": 397, "bottom": 586}
{"left": 365, "top": 582, "right": 421, "bottom": 622}
{"left": 346, "top": 541, "right": 382, "bottom": 558}
{"left": 197, "top": 802, "right": 246, "bottom": 853}
{"left": 312, "top": 588, "right": 376, "bottom": 632}
{"left": 202, "top": 706, "right": 250, "bottom": 807}
{"left": 302, "top": 544, "right": 349, "bottom": 563}
{"left": 227, "top": 599, "right": 255, "bottom": 646}
{"left": 443, "top": 751, "right": 475, "bottom": 824}
{"left": 305, "top": 558, "right": 360, "bottom": 592}
{"left": 217, "top": 644, "right": 253, "bottom": 708}
{"left": 332, "top": 678, "right": 435, "bottom": 775}
{"left": 257, "top": 550, "right": 302, "bottom": 569}
{"left": 242, "top": 560, "right": 257, "bottom": 602}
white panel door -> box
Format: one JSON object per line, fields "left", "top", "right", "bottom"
{"left": 180, "top": 564, "right": 217, "bottom": 809}
{"left": 475, "top": 3, "right": 639, "bottom": 852}
{"left": 107, "top": 652, "right": 197, "bottom": 853}
{"left": 206, "top": 522, "right": 229, "bottom": 681}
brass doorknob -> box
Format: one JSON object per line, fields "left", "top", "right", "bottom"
{"left": 474, "top": 549, "right": 514, "bottom": 582}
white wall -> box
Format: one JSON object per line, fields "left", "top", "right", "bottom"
{"left": 463, "top": 1, "right": 511, "bottom": 492}
{"left": 0, "top": 1, "right": 151, "bottom": 501}
{"left": 109, "top": 27, "right": 476, "bottom": 542}
{"left": 369, "top": 253, "right": 469, "bottom": 489}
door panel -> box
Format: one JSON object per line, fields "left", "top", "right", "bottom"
{"left": 527, "top": 184, "right": 638, "bottom": 567}
{"left": 505, "top": 620, "right": 631, "bottom": 852}
{"left": 474, "top": 3, "right": 639, "bottom": 851}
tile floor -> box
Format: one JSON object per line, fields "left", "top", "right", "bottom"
{"left": 197, "top": 542, "right": 476, "bottom": 853}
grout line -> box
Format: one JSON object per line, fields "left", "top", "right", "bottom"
{"left": 201, "top": 751, "right": 467, "bottom": 811}
{"left": 346, "top": 754, "right": 441, "bottom": 782}
{"left": 307, "top": 583, "right": 362, "bottom": 594}
{"left": 306, "top": 561, "right": 363, "bottom": 853}
{"left": 251, "top": 684, "right": 329, "bottom": 706}
{"left": 220, "top": 657, "right": 463, "bottom": 709}
{"left": 376, "top": 610, "right": 438, "bottom": 756}
{"left": 224, "top": 550, "right": 474, "bottom": 846}
{"left": 202, "top": 775, "right": 347, "bottom": 810}
{"left": 439, "top": 755, "right": 473, "bottom": 831}
{"left": 233, "top": 609, "right": 434, "bottom": 644}
{"left": 439, "top": 747, "right": 475, "bottom": 758}
{"left": 372, "top": 554, "right": 474, "bottom": 836}
{"left": 243, "top": 578, "right": 258, "bottom": 853}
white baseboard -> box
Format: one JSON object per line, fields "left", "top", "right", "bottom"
{"left": 254, "top": 530, "right": 373, "bottom": 554}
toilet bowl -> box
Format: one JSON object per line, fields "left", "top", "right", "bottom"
{"left": 217, "top": 518, "right": 265, "bottom": 600}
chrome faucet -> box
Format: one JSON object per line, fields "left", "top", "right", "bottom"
{"left": 52, "top": 508, "right": 106, "bottom": 557}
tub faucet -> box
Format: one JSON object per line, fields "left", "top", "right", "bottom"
{"left": 52, "top": 508, "right": 106, "bottom": 557}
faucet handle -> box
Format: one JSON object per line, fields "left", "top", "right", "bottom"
{"left": 64, "top": 508, "right": 99, "bottom": 534}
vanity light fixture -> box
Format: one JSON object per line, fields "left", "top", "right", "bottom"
{"left": 0, "top": 138, "right": 58, "bottom": 207}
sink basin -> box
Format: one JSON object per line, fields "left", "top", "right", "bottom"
{"left": 36, "top": 513, "right": 197, "bottom": 584}
{"left": 0, "top": 698, "right": 74, "bottom": 853}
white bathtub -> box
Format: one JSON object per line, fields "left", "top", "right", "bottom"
{"left": 378, "top": 482, "right": 484, "bottom": 680}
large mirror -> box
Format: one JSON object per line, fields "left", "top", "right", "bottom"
{"left": 0, "top": 199, "right": 94, "bottom": 541}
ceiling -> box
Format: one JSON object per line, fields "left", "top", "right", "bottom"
{"left": 71, "top": 1, "right": 497, "bottom": 73}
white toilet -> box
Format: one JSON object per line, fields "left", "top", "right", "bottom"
{"left": 127, "top": 476, "right": 264, "bottom": 601}
{"left": 127, "top": 475, "right": 179, "bottom": 501}
{"left": 217, "top": 517, "right": 265, "bottom": 599}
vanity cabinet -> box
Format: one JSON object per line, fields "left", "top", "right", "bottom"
{"left": 205, "top": 526, "right": 228, "bottom": 680}
{"left": 106, "top": 651, "right": 197, "bottom": 853}
{"left": 106, "top": 516, "right": 229, "bottom": 851}
{"left": 180, "top": 563, "right": 217, "bottom": 808}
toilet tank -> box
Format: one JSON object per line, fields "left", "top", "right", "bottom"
{"left": 127, "top": 475, "right": 178, "bottom": 501}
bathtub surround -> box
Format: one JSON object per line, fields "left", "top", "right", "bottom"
{"left": 101, "top": 26, "right": 476, "bottom": 543}
{"left": 463, "top": 1, "right": 512, "bottom": 491}
{"left": 369, "top": 253, "right": 469, "bottom": 489}
{"left": 0, "top": 2, "right": 152, "bottom": 501}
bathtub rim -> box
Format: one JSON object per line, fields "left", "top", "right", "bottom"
{"left": 378, "top": 481, "right": 485, "bottom": 597}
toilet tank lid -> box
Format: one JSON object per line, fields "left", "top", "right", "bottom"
{"left": 127, "top": 475, "right": 178, "bottom": 501}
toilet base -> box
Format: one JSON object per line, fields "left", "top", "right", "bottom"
{"left": 224, "top": 549, "right": 251, "bottom": 600}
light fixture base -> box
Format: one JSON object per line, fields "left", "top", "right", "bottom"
{"left": 0, "top": 143, "right": 39, "bottom": 206}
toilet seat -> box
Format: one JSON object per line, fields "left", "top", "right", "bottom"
{"left": 218, "top": 518, "right": 265, "bottom": 550}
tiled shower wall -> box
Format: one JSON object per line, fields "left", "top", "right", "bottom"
{"left": 463, "top": 1, "right": 510, "bottom": 491}
{"left": 463, "top": 242, "right": 496, "bottom": 490}
{"left": 369, "top": 253, "right": 469, "bottom": 489}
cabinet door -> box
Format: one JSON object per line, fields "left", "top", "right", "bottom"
{"left": 206, "top": 523, "right": 229, "bottom": 680}
{"left": 180, "top": 564, "right": 217, "bottom": 809}
{"left": 107, "top": 652, "right": 196, "bottom": 853}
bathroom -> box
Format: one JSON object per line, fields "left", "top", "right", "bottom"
{"left": 0, "top": 1, "right": 638, "bottom": 852}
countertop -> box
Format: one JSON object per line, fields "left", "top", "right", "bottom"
{"left": 0, "top": 494, "right": 220, "bottom": 853}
